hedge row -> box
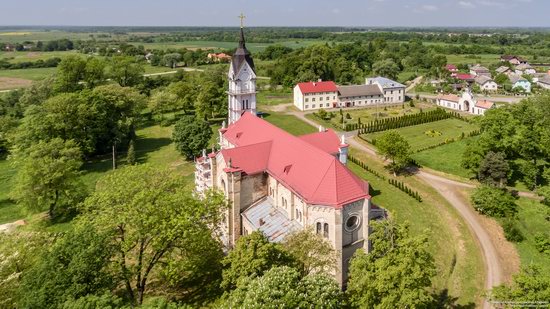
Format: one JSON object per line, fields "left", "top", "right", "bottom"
{"left": 355, "top": 108, "right": 466, "bottom": 134}
{"left": 348, "top": 155, "right": 386, "bottom": 180}
{"left": 388, "top": 178, "right": 423, "bottom": 202}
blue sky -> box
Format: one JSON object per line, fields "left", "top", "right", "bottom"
{"left": 1, "top": 0, "right": 548, "bottom": 27}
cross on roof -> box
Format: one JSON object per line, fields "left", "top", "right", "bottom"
{"left": 239, "top": 13, "right": 246, "bottom": 28}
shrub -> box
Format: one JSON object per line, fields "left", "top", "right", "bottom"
{"left": 534, "top": 233, "right": 550, "bottom": 255}
{"left": 502, "top": 219, "right": 524, "bottom": 242}
{"left": 471, "top": 186, "right": 517, "bottom": 218}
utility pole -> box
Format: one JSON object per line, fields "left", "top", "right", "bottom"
{"left": 112, "top": 141, "right": 117, "bottom": 170}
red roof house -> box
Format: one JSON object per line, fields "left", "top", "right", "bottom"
{"left": 455, "top": 73, "right": 475, "bottom": 81}
{"left": 296, "top": 81, "right": 338, "bottom": 94}
{"left": 445, "top": 64, "right": 458, "bottom": 72}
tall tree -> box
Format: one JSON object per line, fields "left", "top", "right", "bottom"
{"left": 470, "top": 186, "right": 517, "bottom": 218}
{"left": 221, "top": 231, "right": 294, "bottom": 291}
{"left": 225, "top": 266, "right": 343, "bottom": 309}
{"left": 80, "top": 165, "right": 226, "bottom": 305}
{"left": 11, "top": 138, "right": 85, "bottom": 219}
{"left": 148, "top": 89, "right": 178, "bottom": 121}
{"left": 478, "top": 151, "right": 510, "bottom": 187}
{"left": 375, "top": 130, "right": 411, "bottom": 174}
{"left": 55, "top": 55, "right": 86, "bottom": 93}
{"left": 347, "top": 219, "right": 436, "bottom": 308}
{"left": 172, "top": 115, "right": 212, "bottom": 160}
{"left": 372, "top": 58, "right": 400, "bottom": 80}
{"left": 109, "top": 56, "right": 144, "bottom": 87}
{"left": 283, "top": 228, "right": 335, "bottom": 276}
{"left": 83, "top": 57, "right": 106, "bottom": 88}
{"left": 490, "top": 265, "right": 550, "bottom": 302}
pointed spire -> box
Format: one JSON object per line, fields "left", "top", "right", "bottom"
{"left": 238, "top": 13, "right": 246, "bottom": 49}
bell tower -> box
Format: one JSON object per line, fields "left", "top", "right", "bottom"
{"left": 227, "top": 13, "right": 257, "bottom": 124}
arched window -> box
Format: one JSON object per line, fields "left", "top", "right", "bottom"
{"left": 323, "top": 223, "right": 329, "bottom": 238}
{"left": 316, "top": 222, "right": 322, "bottom": 234}
{"left": 295, "top": 208, "right": 299, "bottom": 219}
{"left": 299, "top": 211, "right": 302, "bottom": 221}
{"left": 281, "top": 197, "right": 284, "bottom": 207}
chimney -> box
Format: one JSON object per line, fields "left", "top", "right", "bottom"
{"left": 338, "top": 135, "right": 349, "bottom": 165}
{"left": 313, "top": 82, "right": 317, "bottom": 86}
{"left": 318, "top": 78, "right": 322, "bottom": 82}
{"left": 318, "top": 125, "right": 324, "bottom": 132}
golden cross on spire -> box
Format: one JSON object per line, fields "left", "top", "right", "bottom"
{"left": 238, "top": 13, "right": 246, "bottom": 29}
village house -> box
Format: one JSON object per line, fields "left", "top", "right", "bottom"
{"left": 337, "top": 84, "right": 385, "bottom": 108}
{"left": 514, "top": 63, "right": 536, "bottom": 75}
{"left": 495, "top": 66, "right": 512, "bottom": 75}
{"left": 509, "top": 74, "right": 532, "bottom": 93}
{"left": 208, "top": 52, "right": 232, "bottom": 62}
{"left": 365, "top": 76, "right": 406, "bottom": 103}
{"left": 501, "top": 55, "right": 528, "bottom": 65}
{"left": 469, "top": 64, "right": 492, "bottom": 78}
{"left": 536, "top": 75, "right": 550, "bottom": 90}
{"left": 445, "top": 64, "right": 458, "bottom": 77}
{"left": 195, "top": 25, "right": 381, "bottom": 286}
{"left": 436, "top": 90, "right": 495, "bottom": 115}
{"left": 474, "top": 75, "right": 498, "bottom": 92}
{"left": 455, "top": 73, "right": 475, "bottom": 83}
{"left": 293, "top": 81, "right": 339, "bottom": 111}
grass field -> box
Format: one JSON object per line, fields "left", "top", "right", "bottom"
{"left": 412, "top": 137, "right": 477, "bottom": 179}
{"left": 261, "top": 111, "right": 317, "bottom": 136}
{"left": 513, "top": 198, "right": 550, "bottom": 274}
{"left": 134, "top": 39, "right": 325, "bottom": 53}
{"left": 0, "top": 30, "right": 110, "bottom": 43}
{"left": 363, "top": 118, "right": 480, "bottom": 152}
{"left": 0, "top": 160, "right": 22, "bottom": 224}
{"left": 256, "top": 89, "right": 292, "bottom": 106}
{"left": 349, "top": 148, "right": 484, "bottom": 306}
{"left": 0, "top": 67, "right": 56, "bottom": 81}
{"left": 0, "top": 50, "right": 77, "bottom": 63}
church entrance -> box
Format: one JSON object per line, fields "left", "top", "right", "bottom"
{"left": 464, "top": 100, "right": 470, "bottom": 112}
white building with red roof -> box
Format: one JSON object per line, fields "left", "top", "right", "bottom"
{"left": 293, "top": 81, "right": 339, "bottom": 111}
{"left": 437, "top": 89, "right": 495, "bottom": 115}
{"left": 195, "top": 26, "right": 377, "bottom": 285}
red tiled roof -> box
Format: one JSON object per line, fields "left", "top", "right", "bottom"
{"left": 222, "top": 113, "right": 369, "bottom": 207}
{"left": 438, "top": 94, "right": 460, "bottom": 102}
{"left": 476, "top": 100, "right": 494, "bottom": 109}
{"left": 297, "top": 81, "right": 338, "bottom": 94}
{"left": 298, "top": 129, "right": 341, "bottom": 155}
{"left": 456, "top": 73, "right": 474, "bottom": 80}
{"left": 445, "top": 64, "right": 457, "bottom": 71}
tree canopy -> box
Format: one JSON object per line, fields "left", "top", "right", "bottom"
{"left": 172, "top": 115, "right": 213, "bottom": 160}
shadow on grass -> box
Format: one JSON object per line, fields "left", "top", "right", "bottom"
{"left": 432, "top": 289, "right": 476, "bottom": 309}
{"left": 135, "top": 137, "right": 172, "bottom": 163}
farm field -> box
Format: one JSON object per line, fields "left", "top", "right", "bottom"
{"left": 134, "top": 39, "right": 325, "bottom": 53}
{"left": 0, "top": 50, "right": 76, "bottom": 63}
{"left": 362, "top": 118, "right": 480, "bottom": 152}
{"left": 0, "top": 67, "right": 56, "bottom": 81}
{"left": 0, "top": 30, "right": 110, "bottom": 42}
{"left": 349, "top": 149, "right": 483, "bottom": 306}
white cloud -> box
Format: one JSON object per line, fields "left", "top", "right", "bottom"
{"left": 458, "top": 1, "right": 476, "bottom": 8}
{"left": 421, "top": 4, "right": 439, "bottom": 11}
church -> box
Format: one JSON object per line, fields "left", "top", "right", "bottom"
{"left": 194, "top": 23, "right": 376, "bottom": 285}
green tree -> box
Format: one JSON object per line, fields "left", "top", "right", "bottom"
{"left": 490, "top": 265, "right": 550, "bottom": 302}
{"left": 221, "top": 231, "right": 293, "bottom": 291}
{"left": 163, "top": 53, "right": 182, "bottom": 69}
{"left": 167, "top": 80, "right": 197, "bottom": 114}
{"left": 109, "top": 56, "right": 144, "bottom": 87}
{"left": 172, "top": 115, "right": 212, "bottom": 160}
{"left": 11, "top": 138, "right": 85, "bottom": 219}
{"left": 0, "top": 232, "right": 49, "bottom": 308}
{"left": 375, "top": 130, "right": 411, "bottom": 174}
{"left": 494, "top": 73, "right": 509, "bottom": 85}
{"left": 283, "top": 228, "right": 335, "bottom": 276}
{"left": 372, "top": 58, "right": 400, "bottom": 81}
{"left": 126, "top": 139, "right": 136, "bottom": 165}
{"left": 225, "top": 266, "right": 343, "bottom": 309}
{"left": 148, "top": 89, "right": 178, "bottom": 121}
{"left": 55, "top": 55, "right": 86, "bottom": 92}
{"left": 478, "top": 151, "right": 510, "bottom": 187}
{"left": 470, "top": 186, "right": 517, "bottom": 218}
{"left": 347, "top": 219, "right": 436, "bottom": 309}
{"left": 18, "top": 223, "right": 116, "bottom": 309}
{"left": 83, "top": 57, "right": 106, "bottom": 88}
{"left": 80, "top": 165, "right": 226, "bottom": 305}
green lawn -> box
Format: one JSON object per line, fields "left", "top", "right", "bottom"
{"left": 412, "top": 136, "right": 478, "bottom": 179}
{"left": 349, "top": 149, "right": 484, "bottom": 307}
{"left": 256, "top": 89, "right": 292, "bottom": 106}
{"left": 261, "top": 111, "right": 317, "bottom": 136}
{"left": 513, "top": 198, "right": 550, "bottom": 273}
{"left": 0, "top": 160, "right": 22, "bottom": 224}
{"left": 363, "top": 118, "right": 480, "bottom": 152}
{"left": 0, "top": 67, "right": 57, "bottom": 80}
